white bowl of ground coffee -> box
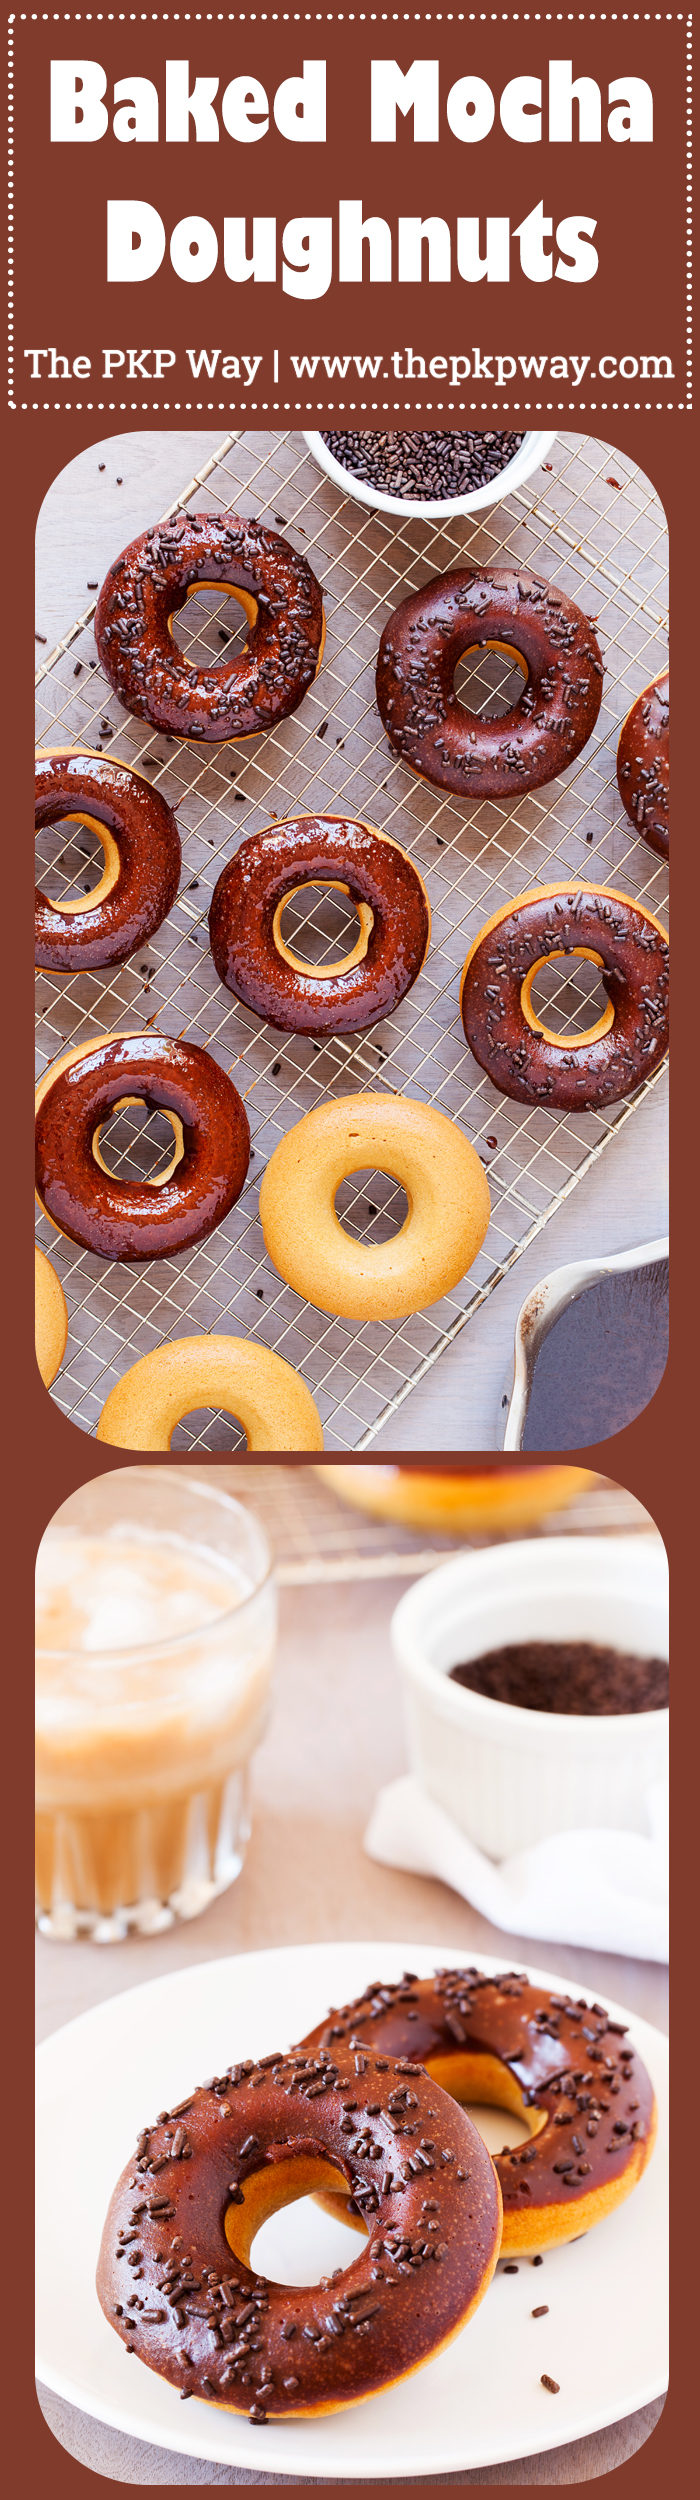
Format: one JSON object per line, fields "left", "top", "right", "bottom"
{"left": 391, "top": 1535, "right": 668, "bottom": 1857}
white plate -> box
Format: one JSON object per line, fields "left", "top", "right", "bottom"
{"left": 36, "top": 1941, "right": 668, "bottom": 2477}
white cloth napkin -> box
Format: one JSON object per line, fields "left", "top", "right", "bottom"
{"left": 364, "top": 1776, "right": 668, "bottom": 1962}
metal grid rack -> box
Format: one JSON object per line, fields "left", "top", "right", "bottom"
{"left": 184, "top": 1466, "right": 658, "bottom": 1585}
{"left": 35, "top": 430, "right": 669, "bottom": 1449}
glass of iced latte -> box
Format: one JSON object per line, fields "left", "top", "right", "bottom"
{"left": 35, "top": 1468, "right": 276, "bottom": 1941}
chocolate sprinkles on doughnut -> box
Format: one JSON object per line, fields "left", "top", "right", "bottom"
{"left": 376, "top": 567, "right": 604, "bottom": 798}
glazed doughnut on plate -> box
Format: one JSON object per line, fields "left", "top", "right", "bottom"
{"left": 95, "top": 512, "right": 325, "bottom": 744}
{"left": 35, "top": 1031, "right": 250, "bottom": 1261}
{"left": 302, "top": 1968, "right": 657, "bottom": 2256}
{"left": 460, "top": 883, "right": 669, "bottom": 1110}
{"left": 259, "top": 1094, "right": 491, "bottom": 1320}
{"left": 376, "top": 567, "right": 604, "bottom": 797}
{"left": 35, "top": 1246, "right": 68, "bottom": 1387}
{"left": 97, "top": 2036, "right": 501, "bottom": 2419}
{"left": 97, "top": 1335, "right": 324, "bottom": 1451}
{"left": 35, "top": 748, "right": 181, "bottom": 972}
{"left": 209, "top": 815, "right": 431, "bottom": 1037}
{"left": 616, "top": 673, "right": 669, "bottom": 858}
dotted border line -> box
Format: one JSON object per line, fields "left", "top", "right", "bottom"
{"left": 7, "top": 18, "right": 13, "bottom": 408}
{"left": 687, "top": 12, "right": 694, "bottom": 407}
{"left": 8, "top": 10, "right": 692, "bottom": 416}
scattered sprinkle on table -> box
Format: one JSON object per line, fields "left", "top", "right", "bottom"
{"left": 532, "top": 2305, "right": 549, "bottom": 2318}
{"left": 541, "top": 2374, "right": 560, "bottom": 2394}
{"left": 503, "top": 2263, "right": 519, "bottom": 2274}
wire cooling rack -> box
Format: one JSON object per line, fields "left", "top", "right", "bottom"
{"left": 184, "top": 1466, "right": 658, "bottom": 1584}
{"left": 35, "top": 430, "right": 669, "bottom": 1449}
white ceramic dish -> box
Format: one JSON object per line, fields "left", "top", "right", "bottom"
{"left": 303, "top": 429, "right": 557, "bottom": 520}
{"left": 503, "top": 1237, "right": 669, "bottom": 1450}
{"left": 36, "top": 1940, "right": 668, "bottom": 2477}
{"left": 391, "top": 1539, "right": 668, "bottom": 1857}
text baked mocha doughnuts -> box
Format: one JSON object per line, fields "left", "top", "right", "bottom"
{"left": 35, "top": 748, "right": 181, "bottom": 972}
{"left": 376, "top": 567, "right": 604, "bottom": 797}
{"left": 209, "top": 816, "right": 431, "bottom": 1036}
{"left": 259, "top": 1094, "right": 491, "bottom": 1319}
{"left": 95, "top": 512, "right": 324, "bottom": 743}
{"left": 97, "top": 2038, "right": 501, "bottom": 2420}
{"left": 35, "top": 1030, "right": 250, "bottom": 1261}
{"left": 460, "top": 883, "right": 669, "bottom": 1109}
{"left": 302, "top": 1968, "right": 657, "bottom": 2256}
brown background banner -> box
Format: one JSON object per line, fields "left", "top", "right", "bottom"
{"left": 9, "top": 12, "right": 692, "bottom": 421}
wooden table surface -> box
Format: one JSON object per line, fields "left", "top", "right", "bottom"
{"left": 36, "top": 1476, "right": 667, "bottom": 2481}
{"left": 35, "top": 434, "right": 668, "bottom": 1452}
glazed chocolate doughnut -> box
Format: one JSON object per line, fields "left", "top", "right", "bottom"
{"left": 209, "top": 815, "right": 431, "bottom": 1037}
{"left": 96, "top": 1335, "right": 324, "bottom": 1451}
{"left": 35, "top": 1245, "right": 68, "bottom": 1386}
{"left": 460, "top": 882, "right": 669, "bottom": 1110}
{"left": 259, "top": 1093, "right": 491, "bottom": 1321}
{"left": 302, "top": 1968, "right": 656, "bottom": 2257}
{"left": 617, "top": 674, "right": 669, "bottom": 859}
{"left": 97, "top": 2036, "right": 501, "bottom": 2420}
{"left": 95, "top": 513, "right": 324, "bottom": 743}
{"left": 35, "top": 748, "right": 181, "bottom": 972}
{"left": 321, "top": 1464, "right": 595, "bottom": 1534}
{"left": 35, "top": 1030, "right": 249, "bottom": 1261}
{"left": 376, "top": 567, "right": 604, "bottom": 798}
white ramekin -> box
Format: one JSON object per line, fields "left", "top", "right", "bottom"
{"left": 391, "top": 1536, "right": 668, "bottom": 1857}
{"left": 303, "top": 430, "right": 557, "bottom": 522}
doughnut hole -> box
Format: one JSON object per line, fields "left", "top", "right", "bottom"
{"left": 454, "top": 641, "right": 529, "bottom": 720}
{"left": 225, "top": 2156, "right": 362, "bottom": 2288}
{"left": 170, "top": 1406, "right": 248, "bottom": 1454}
{"left": 35, "top": 811, "right": 120, "bottom": 911}
{"left": 334, "top": 1166, "right": 409, "bottom": 1245}
{"left": 168, "top": 581, "right": 257, "bottom": 664}
{"left": 313, "top": 2051, "right": 542, "bottom": 2241}
{"left": 275, "top": 881, "right": 372, "bottom": 976}
{"left": 523, "top": 948, "right": 614, "bottom": 1048}
{"left": 91, "top": 1100, "right": 185, "bottom": 1186}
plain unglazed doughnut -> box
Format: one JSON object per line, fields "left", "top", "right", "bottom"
{"left": 460, "top": 882, "right": 669, "bottom": 1110}
{"left": 96, "top": 1335, "right": 324, "bottom": 1451}
{"left": 35, "top": 747, "right": 181, "bottom": 972}
{"left": 96, "top": 2035, "right": 501, "bottom": 2420}
{"left": 35, "top": 1246, "right": 68, "bottom": 1386}
{"left": 318, "top": 1464, "right": 596, "bottom": 1534}
{"left": 259, "top": 1094, "right": 491, "bottom": 1320}
{"left": 302, "top": 1968, "right": 657, "bottom": 2258}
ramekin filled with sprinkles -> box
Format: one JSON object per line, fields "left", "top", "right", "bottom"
{"left": 303, "top": 427, "right": 557, "bottom": 520}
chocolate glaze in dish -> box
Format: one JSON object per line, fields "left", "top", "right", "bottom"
{"left": 95, "top": 513, "right": 324, "bottom": 743}
{"left": 35, "top": 748, "right": 181, "bottom": 972}
{"left": 96, "top": 2044, "right": 500, "bottom": 2419}
{"left": 302, "top": 1970, "right": 656, "bottom": 2254}
{"left": 460, "top": 882, "right": 669, "bottom": 1109}
{"left": 35, "top": 1032, "right": 250, "bottom": 1261}
{"left": 521, "top": 1258, "right": 669, "bottom": 1449}
{"left": 209, "top": 816, "right": 431, "bottom": 1036}
{"left": 375, "top": 567, "right": 604, "bottom": 797}
{"left": 617, "top": 673, "right": 669, "bottom": 859}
